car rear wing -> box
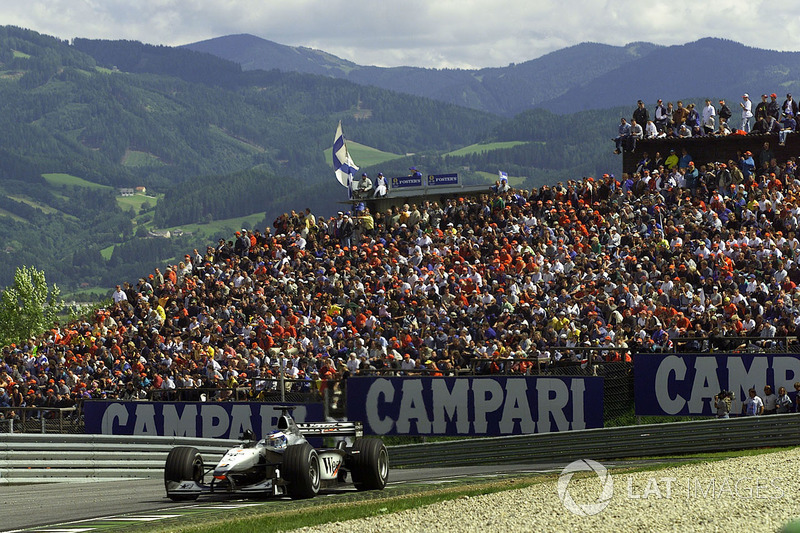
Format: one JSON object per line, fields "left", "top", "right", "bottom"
{"left": 295, "top": 421, "right": 364, "bottom": 438}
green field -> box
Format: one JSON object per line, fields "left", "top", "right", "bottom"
{"left": 117, "top": 193, "right": 160, "bottom": 214}
{"left": 323, "top": 141, "right": 404, "bottom": 168}
{"left": 100, "top": 245, "right": 115, "bottom": 261}
{"left": 164, "top": 212, "right": 267, "bottom": 239}
{"left": 445, "top": 141, "right": 528, "bottom": 157}
{"left": 122, "top": 150, "right": 165, "bottom": 167}
{"left": 42, "top": 173, "right": 113, "bottom": 190}
{"left": 12, "top": 50, "right": 30, "bottom": 59}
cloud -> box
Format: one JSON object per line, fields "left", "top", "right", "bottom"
{"left": 4, "top": 0, "right": 798, "bottom": 69}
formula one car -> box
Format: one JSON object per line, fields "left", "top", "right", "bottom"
{"left": 164, "top": 407, "right": 388, "bottom": 501}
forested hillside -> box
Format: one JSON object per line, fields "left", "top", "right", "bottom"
{"left": 0, "top": 26, "right": 625, "bottom": 295}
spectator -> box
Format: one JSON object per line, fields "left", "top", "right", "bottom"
{"left": 672, "top": 101, "right": 689, "bottom": 136}
{"left": 755, "top": 94, "right": 769, "bottom": 123}
{"left": 768, "top": 93, "right": 781, "bottom": 121}
{"left": 644, "top": 120, "right": 660, "bottom": 139}
{"left": 717, "top": 117, "right": 732, "bottom": 136}
{"left": 782, "top": 93, "right": 799, "bottom": 118}
{"left": 665, "top": 101, "right": 676, "bottom": 134}
{"left": 633, "top": 100, "right": 649, "bottom": 128}
{"left": 630, "top": 120, "right": 643, "bottom": 151}
{"left": 613, "top": 117, "right": 631, "bottom": 154}
{"left": 762, "top": 385, "right": 778, "bottom": 415}
{"left": 718, "top": 99, "right": 733, "bottom": 126}
{"left": 702, "top": 99, "right": 716, "bottom": 135}
{"left": 740, "top": 94, "right": 753, "bottom": 133}
{"left": 686, "top": 103, "right": 701, "bottom": 137}
{"left": 776, "top": 386, "right": 792, "bottom": 414}
{"left": 743, "top": 387, "right": 764, "bottom": 416}
{"left": 665, "top": 149, "right": 679, "bottom": 170}
{"left": 654, "top": 99, "right": 668, "bottom": 133}
{"left": 780, "top": 113, "right": 796, "bottom": 145}
{"left": 7, "top": 139, "right": 800, "bottom": 413}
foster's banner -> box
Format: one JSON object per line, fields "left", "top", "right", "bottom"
{"left": 635, "top": 353, "right": 800, "bottom": 416}
{"left": 346, "top": 376, "right": 604, "bottom": 435}
{"left": 84, "top": 402, "right": 324, "bottom": 438}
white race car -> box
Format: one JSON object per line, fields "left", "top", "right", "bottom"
{"left": 164, "top": 407, "right": 389, "bottom": 500}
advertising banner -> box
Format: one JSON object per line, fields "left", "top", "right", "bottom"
{"left": 634, "top": 353, "right": 800, "bottom": 416}
{"left": 346, "top": 376, "right": 604, "bottom": 436}
{"left": 390, "top": 175, "right": 423, "bottom": 188}
{"left": 84, "top": 401, "right": 324, "bottom": 438}
{"left": 427, "top": 173, "right": 459, "bottom": 186}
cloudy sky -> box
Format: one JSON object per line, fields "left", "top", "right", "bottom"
{"left": 3, "top": 0, "right": 792, "bottom": 69}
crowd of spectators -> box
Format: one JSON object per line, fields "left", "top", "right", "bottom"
{"left": 3, "top": 147, "right": 800, "bottom": 416}
{"left": 614, "top": 93, "right": 800, "bottom": 154}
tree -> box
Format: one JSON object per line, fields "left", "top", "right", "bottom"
{"left": 0, "top": 266, "right": 62, "bottom": 346}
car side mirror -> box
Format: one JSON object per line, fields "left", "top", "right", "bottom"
{"left": 240, "top": 429, "right": 255, "bottom": 442}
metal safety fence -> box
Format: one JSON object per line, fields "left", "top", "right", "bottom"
{"left": 388, "top": 413, "right": 800, "bottom": 468}
{"left": 2, "top": 414, "right": 798, "bottom": 483}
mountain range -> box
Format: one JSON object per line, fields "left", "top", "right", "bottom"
{"left": 184, "top": 35, "right": 800, "bottom": 115}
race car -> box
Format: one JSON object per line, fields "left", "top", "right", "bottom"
{"left": 163, "top": 407, "right": 389, "bottom": 501}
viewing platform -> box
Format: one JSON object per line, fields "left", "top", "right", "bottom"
{"left": 622, "top": 132, "right": 800, "bottom": 174}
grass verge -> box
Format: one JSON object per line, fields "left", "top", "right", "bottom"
{"left": 152, "top": 477, "right": 548, "bottom": 533}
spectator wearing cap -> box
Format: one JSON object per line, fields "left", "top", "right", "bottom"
{"left": 702, "top": 99, "right": 716, "bottom": 135}
{"left": 740, "top": 93, "right": 753, "bottom": 133}
{"left": 373, "top": 173, "right": 388, "bottom": 197}
{"left": 740, "top": 151, "right": 756, "bottom": 180}
{"left": 768, "top": 93, "right": 781, "bottom": 121}
{"left": 654, "top": 99, "right": 668, "bottom": 132}
{"left": 780, "top": 112, "right": 796, "bottom": 145}
{"left": 755, "top": 94, "right": 770, "bottom": 123}
{"left": 358, "top": 172, "right": 373, "bottom": 197}
{"left": 783, "top": 93, "right": 799, "bottom": 119}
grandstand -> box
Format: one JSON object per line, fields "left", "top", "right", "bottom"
{"left": 2, "top": 151, "right": 799, "bottom": 432}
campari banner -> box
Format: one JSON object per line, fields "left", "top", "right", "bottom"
{"left": 634, "top": 353, "right": 800, "bottom": 416}
{"left": 346, "top": 376, "right": 604, "bottom": 436}
{"left": 84, "top": 401, "right": 324, "bottom": 438}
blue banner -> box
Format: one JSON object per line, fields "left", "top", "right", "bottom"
{"left": 390, "top": 175, "right": 423, "bottom": 188}
{"left": 346, "top": 376, "right": 603, "bottom": 436}
{"left": 427, "top": 173, "right": 459, "bottom": 186}
{"left": 634, "top": 353, "right": 800, "bottom": 416}
{"left": 84, "top": 402, "right": 324, "bottom": 438}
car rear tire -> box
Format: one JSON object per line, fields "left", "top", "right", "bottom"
{"left": 349, "top": 438, "right": 389, "bottom": 491}
{"left": 164, "top": 446, "right": 203, "bottom": 501}
{"left": 283, "top": 443, "right": 321, "bottom": 499}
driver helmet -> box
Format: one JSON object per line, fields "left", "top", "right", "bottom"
{"left": 265, "top": 430, "right": 288, "bottom": 450}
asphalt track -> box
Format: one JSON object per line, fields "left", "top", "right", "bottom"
{"left": 1, "top": 460, "right": 689, "bottom": 532}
